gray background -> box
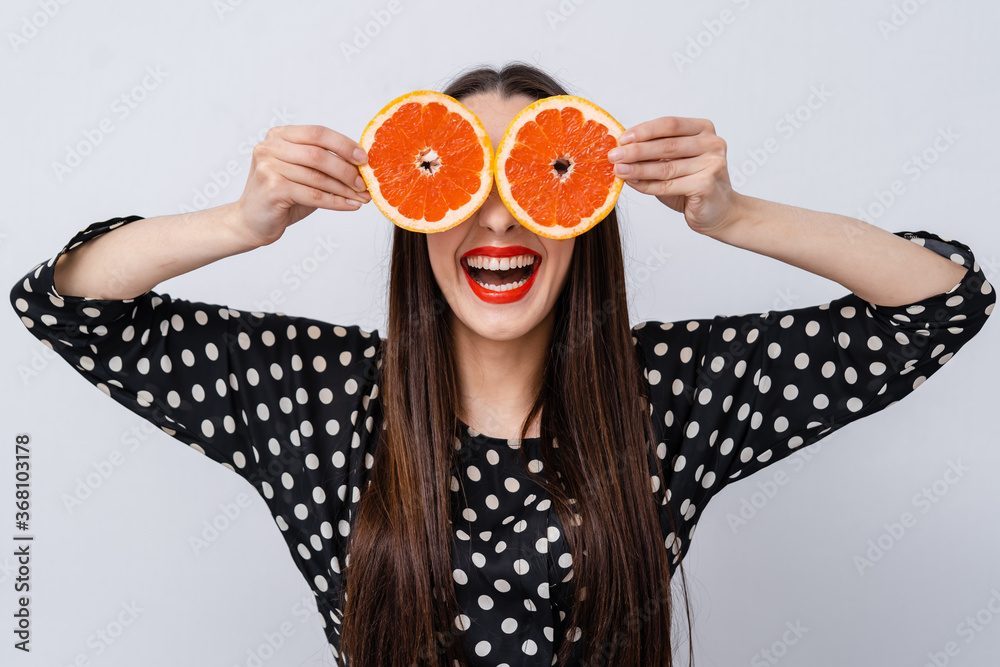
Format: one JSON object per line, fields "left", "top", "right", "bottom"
{"left": 2, "top": 1, "right": 998, "bottom": 665}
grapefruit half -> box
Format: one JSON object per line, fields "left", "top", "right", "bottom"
{"left": 494, "top": 95, "right": 625, "bottom": 240}
{"left": 358, "top": 91, "right": 493, "bottom": 233}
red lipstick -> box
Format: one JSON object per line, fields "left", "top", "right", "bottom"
{"left": 460, "top": 245, "right": 541, "bottom": 304}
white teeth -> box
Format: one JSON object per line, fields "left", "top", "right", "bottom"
{"left": 473, "top": 276, "right": 530, "bottom": 292}
{"left": 464, "top": 254, "right": 536, "bottom": 269}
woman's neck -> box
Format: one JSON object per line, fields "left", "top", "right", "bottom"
{"left": 451, "top": 310, "right": 553, "bottom": 440}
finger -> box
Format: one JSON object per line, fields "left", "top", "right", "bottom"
{"left": 618, "top": 117, "right": 715, "bottom": 145}
{"left": 268, "top": 125, "right": 368, "bottom": 165}
{"left": 614, "top": 154, "right": 717, "bottom": 182}
{"left": 608, "top": 135, "right": 717, "bottom": 164}
{"left": 268, "top": 140, "right": 369, "bottom": 193}
{"left": 272, "top": 158, "right": 371, "bottom": 204}
{"left": 286, "top": 180, "right": 368, "bottom": 212}
{"left": 624, "top": 162, "right": 719, "bottom": 198}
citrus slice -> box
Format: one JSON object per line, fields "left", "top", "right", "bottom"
{"left": 494, "top": 95, "right": 625, "bottom": 240}
{"left": 358, "top": 91, "right": 493, "bottom": 233}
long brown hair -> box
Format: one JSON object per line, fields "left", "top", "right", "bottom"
{"left": 342, "top": 63, "right": 695, "bottom": 666}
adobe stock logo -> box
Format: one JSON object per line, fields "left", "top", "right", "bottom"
{"left": 340, "top": 0, "right": 403, "bottom": 63}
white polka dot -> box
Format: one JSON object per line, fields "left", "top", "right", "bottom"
{"left": 794, "top": 353, "right": 809, "bottom": 369}
{"left": 805, "top": 321, "right": 820, "bottom": 336}
{"left": 783, "top": 384, "right": 798, "bottom": 400}
{"left": 813, "top": 394, "right": 829, "bottom": 409}
{"left": 847, "top": 397, "right": 864, "bottom": 412}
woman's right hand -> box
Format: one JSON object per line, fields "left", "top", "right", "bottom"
{"left": 234, "top": 125, "right": 372, "bottom": 247}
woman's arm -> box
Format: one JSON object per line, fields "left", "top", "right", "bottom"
{"left": 54, "top": 124, "right": 371, "bottom": 301}
{"left": 53, "top": 203, "right": 257, "bottom": 300}
{"left": 608, "top": 116, "right": 971, "bottom": 307}
{"left": 704, "top": 194, "right": 969, "bottom": 307}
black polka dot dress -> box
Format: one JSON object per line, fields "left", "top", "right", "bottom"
{"left": 9, "top": 216, "right": 995, "bottom": 666}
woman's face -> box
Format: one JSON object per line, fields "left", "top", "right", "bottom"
{"left": 426, "top": 92, "right": 576, "bottom": 343}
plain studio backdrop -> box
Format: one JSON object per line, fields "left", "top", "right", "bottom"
{"left": 2, "top": 1, "right": 998, "bottom": 665}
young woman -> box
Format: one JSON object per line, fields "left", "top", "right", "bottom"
{"left": 9, "top": 63, "right": 995, "bottom": 666}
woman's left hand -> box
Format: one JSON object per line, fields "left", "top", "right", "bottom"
{"left": 607, "top": 117, "right": 743, "bottom": 238}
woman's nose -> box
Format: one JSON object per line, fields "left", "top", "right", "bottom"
{"left": 477, "top": 185, "right": 519, "bottom": 235}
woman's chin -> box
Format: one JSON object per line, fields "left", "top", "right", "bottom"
{"left": 450, "top": 302, "right": 545, "bottom": 343}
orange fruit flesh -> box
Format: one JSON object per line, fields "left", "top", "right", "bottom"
{"left": 503, "top": 106, "right": 619, "bottom": 230}
{"left": 367, "top": 101, "right": 486, "bottom": 224}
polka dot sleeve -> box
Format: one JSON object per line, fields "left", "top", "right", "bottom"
{"left": 632, "top": 230, "right": 995, "bottom": 567}
{"left": 9, "top": 215, "right": 384, "bottom": 597}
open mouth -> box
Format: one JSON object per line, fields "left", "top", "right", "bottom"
{"left": 461, "top": 254, "right": 538, "bottom": 292}
{"left": 460, "top": 247, "right": 542, "bottom": 303}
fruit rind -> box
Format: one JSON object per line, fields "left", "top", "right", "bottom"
{"left": 493, "top": 95, "right": 625, "bottom": 240}
{"left": 358, "top": 90, "right": 494, "bottom": 234}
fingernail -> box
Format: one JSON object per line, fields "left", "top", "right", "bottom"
{"left": 614, "top": 163, "right": 633, "bottom": 175}
{"left": 347, "top": 199, "right": 362, "bottom": 208}
{"left": 620, "top": 132, "right": 635, "bottom": 144}
{"left": 607, "top": 148, "right": 624, "bottom": 162}
{"left": 355, "top": 176, "right": 366, "bottom": 190}
{"left": 353, "top": 148, "right": 367, "bottom": 163}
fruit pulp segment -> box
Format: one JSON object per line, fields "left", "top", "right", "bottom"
{"left": 504, "top": 107, "right": 618, "bottom": 229}
{"left": 368, "top": 101, "right": 486, "bottom": 223}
